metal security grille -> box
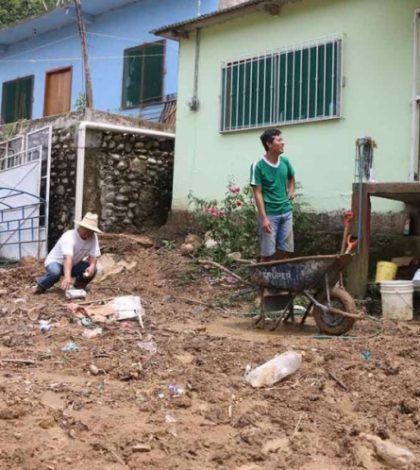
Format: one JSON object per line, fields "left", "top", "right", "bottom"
{"left": 220, "top": 36, "right": 342, "bottom": 132}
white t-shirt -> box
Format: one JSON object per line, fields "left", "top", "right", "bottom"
{"left": 45, "top": 229, "right": 100, "bottom": 267}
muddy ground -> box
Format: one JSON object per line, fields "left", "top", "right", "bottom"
{"left": 0, "top": 234, "right": 419, "bottom": 470}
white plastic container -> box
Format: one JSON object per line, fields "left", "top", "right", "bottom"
{"left": 244, "top": 351, "right": 302, "bottom": 388}
{"left": 380, "top": 280, "right": 413, "bottom": 321}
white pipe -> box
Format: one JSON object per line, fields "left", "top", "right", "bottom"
{"left": 74, "top": 121, "right": 175, "bottom": 221}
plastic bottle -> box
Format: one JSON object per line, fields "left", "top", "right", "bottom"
{"left": 244, "top": 351, "right": 302, "bottom": 388}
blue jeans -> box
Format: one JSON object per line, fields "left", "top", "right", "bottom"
{"left": 37, "top": 261, "right": 95, "bottom": 290}
{"left": 258, "top": 211, "right": 294, "bottom": 257}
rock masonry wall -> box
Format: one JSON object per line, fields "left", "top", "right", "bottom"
{"left": 83, "top": 130, "right": 174, "bottom": 233}
{"left": 48, "top": 126, "right": 77, "bottom": 248}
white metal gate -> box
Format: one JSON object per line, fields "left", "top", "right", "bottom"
{"left": 0, "top": 126, "right": 52, "bottom": 260}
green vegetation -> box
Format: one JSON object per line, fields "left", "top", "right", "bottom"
{"left": 0, "top": 0, "right": 67, "bottom": 28}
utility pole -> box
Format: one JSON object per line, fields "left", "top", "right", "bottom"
{"left": 73, "top": 0, "right": 93, "bottom": 108}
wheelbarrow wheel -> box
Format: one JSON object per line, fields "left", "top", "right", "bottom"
{"left": 312, "top": 287, "right": 356, "bottom": 336}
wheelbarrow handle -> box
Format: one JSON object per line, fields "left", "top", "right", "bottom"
{"left": 345, "top": 235, "right": 358, "bottom": 254}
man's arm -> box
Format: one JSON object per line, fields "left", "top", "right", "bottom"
{"left": 288, "top": 176, "right": 296, "bottom": 200}
{"left": 252, "top": 185, "right": 272, "bottom": 234}
{"left": 61, "top": 255, "right": 73, "bottom": 289}
{"left": 84, "top": 256, "right": 97, "bottom": 278}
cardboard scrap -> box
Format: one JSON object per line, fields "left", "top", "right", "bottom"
{"left": 68, "top": 295, "right": 144, "bottom": 327}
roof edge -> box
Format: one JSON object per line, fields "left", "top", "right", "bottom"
{"left": 152, "top": 0, "right": 302, "bottom": 40}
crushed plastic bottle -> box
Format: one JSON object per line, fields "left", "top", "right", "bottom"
{"left": 244, "top": 351, "right": 302, "bottom": 388}
{"left": 167, "top": 384, "right": 184, "bottom": 396}
{"left": 39, "top": 320, "right": 51, "bottom": 333}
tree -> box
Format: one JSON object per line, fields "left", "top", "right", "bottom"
{"left": 0, "top": 0, "right": 66, "bottom": 29}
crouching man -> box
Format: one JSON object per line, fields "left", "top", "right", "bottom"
{"left": 34, "top": 212, "right": 102, "bottom": 294}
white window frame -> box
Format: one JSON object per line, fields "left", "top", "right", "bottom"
{"left": 219, "top": 34, "right": 344, "bottom": 133}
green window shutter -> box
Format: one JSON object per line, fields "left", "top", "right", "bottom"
{"left": 123, "top": 46, "right": 143, "bottom": 108}
{"left": 122, "top": 41, "right": 164, "bottom": 108}
{"left": 141, "top": 41, "right": 164, "bottom": 104}
{"left": 1, "top": 75, "right": 33, "bottom": 124}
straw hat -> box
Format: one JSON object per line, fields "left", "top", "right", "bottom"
{"left": 75, "top": 212, "right": 102, "bottom": 233}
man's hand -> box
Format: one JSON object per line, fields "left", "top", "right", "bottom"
{"left": 61, "top": 276, "right": 72, "bottom": 290}
{"left": 288, "top": 190, "right": 295, "bottom": 200}
{"left": 262, "top": 216, "right": 272, "bottom": 234}
{"left": 84, "top": 266, "right": 95, "bottom": 279}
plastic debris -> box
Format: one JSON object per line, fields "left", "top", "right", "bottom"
{"left": 65, "top": 288, "right": 86, "bottom": 300}
{"left": 361, "top": 351, "right": 372, "bottom": 361}
{"left": 39, "top": 320, "right": 51, "bottom": 333}
{"left": 81, "top": 317, "right": 93, "bottom": 327}
{"left": 165, "top": 414, "right": 177, "bottom": 424}
{"left": 167, "top": 384, "right": 184, "bottom": 396}
{"left": 244, "top": 351, "right": 302, "bottom": 388}
{"left": 361, "top": 433, "right": 416, "bottom": 469}
{"left": 61, "top": 341, "right": 80, "bottom": 352}
{"left": 137, "top": 335, "right": 157, "bottom": 354}
{"left": 83, "top": 327, "right": 102, "bottom": 339}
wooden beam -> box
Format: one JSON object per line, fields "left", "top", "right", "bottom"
{"left": 346, "top": 183, "right": 371, "bottom": 298}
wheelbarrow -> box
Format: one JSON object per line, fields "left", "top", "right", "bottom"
{"left": 248, "top": 253, "right": 363, "bottom": 335}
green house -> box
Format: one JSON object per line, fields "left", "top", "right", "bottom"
{"left": 154, "top": 0, "right": 420, "bottom": 213}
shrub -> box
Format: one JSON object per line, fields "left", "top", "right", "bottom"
{"left": 189, "top": 182, "right": 309, "bottom": 264}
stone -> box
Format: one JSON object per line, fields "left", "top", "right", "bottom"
{"left": 116, "top": 194, "right": 128, "bottom": 202}
{"left": 180, "top": 243, "right": 195, "bottom": 256}
{"left": 185, "top": 234, "right": 202, "bottom": 250}
{"left": 56, "top": 185, "right": 65, "bottom": 196}
{"left": 116, "top": 161, "right": 128, "bottom": 170}
{"left": 147, "top": 157, "right": 157, "bottom": 164}
{"left": 111, "top": 153, "right": 121, "bottom": 162}
{"left": 119, "top": 186, "right": 131, "bottom": 194}
{"left": 105, "top": 192, "right": 116, "bottom": 202}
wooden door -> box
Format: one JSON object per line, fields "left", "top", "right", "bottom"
{"left": 44, "top": 67, "right": 72, "bottom": 117}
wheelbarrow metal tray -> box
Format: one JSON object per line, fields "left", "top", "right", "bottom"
{"left": 249, "top": 254, "right": 353, "bottom": 292}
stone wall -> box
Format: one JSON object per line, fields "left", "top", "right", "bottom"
{"left": 83, "top": 130, "right": 174, "bottom": 233}
{"left": 48, "top": 126, "right": 78, "bottom": 248}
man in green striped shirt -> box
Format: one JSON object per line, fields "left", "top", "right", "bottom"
{"left": 250, "top": 128, "right": 296, "bottom": 261}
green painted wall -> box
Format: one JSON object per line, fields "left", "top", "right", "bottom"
{"left": 173, "top": 0, "right": 420, "bottom": 213}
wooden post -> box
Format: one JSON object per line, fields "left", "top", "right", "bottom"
{"left": 346, "top": 183, "right": 371, "bottom": 298}
{"left": 73, "top": 0, "right": 93, "bottom": 108}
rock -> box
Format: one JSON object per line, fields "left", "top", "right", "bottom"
{"left": 89, "top": 364, "right": 99, "bottom": 375}
{"left": 204, "top": 238, "right": 218, "bottom": 249}
{"left": 184, "top": 234, "right": 202, "bottom": 250}
{"left": 135, "top": 235, "right": 154, "bottom": 248}
{"left": 180, "top": 243, "right": 195, "bottom": 256}
{"left": 116, "top": 161, "right": 128, "bottom": 170}
{"left": 361, "top": 433, "right": 416, "bottom": 469}
{"left": 227, "top": 251, "right": 242, "bottom": 261}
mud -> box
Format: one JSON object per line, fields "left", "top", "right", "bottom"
{"left": 0, "top": 234, "right": 419, "bottom": 469}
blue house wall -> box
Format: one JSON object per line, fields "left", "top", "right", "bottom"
{"left": 0, "top": 0, "right": 217, "bottom": 123}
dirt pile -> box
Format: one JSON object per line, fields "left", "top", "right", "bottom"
{"left": 0, "top": 237, "right": 419, "bottom": 469}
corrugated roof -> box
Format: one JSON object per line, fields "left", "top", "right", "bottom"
{"left": 152, "top": 0, "right": 302, "bottom": 40}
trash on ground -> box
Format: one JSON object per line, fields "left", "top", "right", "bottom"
{"left": 244, "top": 351, "right": 302, "bottom": 388}
{"left": 62, "top": 341, "right": 80, "bottom": 352}
{"left": 132, "top": 443, "right": 152, "bottom": 453}
{"left": 137, "top": 334, "right": 157, "bottom": 354}
{"left": 167, "top": 384, "right": 184, "bottom": 396}
{"left": 361, "top": 351, "right": 372, "bottom": 361}
{"left": 39, "top": 320, "right": 51, "bottom": 333}
{"left": 81, "top": 317, "right": 93, "bottom": 327}
{"left": 165, "top": 414, "right": 177, "bottom": 423}
{"left": 83, "top": 327, "right": 103, "bottom": 339}
{"left": 67, "top": 295, "right": 144, "bottom": 327}
{"left": 361, "top": 433, "right": 416, "bottom": 469}
{"left": 65, "top": 288, "right": 87, "bottom": 300}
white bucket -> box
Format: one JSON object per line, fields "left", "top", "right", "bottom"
{"left": 380, "top": 281, "right": 413, "bottom": 321}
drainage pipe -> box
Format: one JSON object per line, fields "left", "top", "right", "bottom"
{"left": 75, "top": 121, "right": 175, "bottom": 221}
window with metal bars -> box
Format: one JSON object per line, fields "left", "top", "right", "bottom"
{"left": 220, "top": 37, "right": 342, "bottom": 132}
